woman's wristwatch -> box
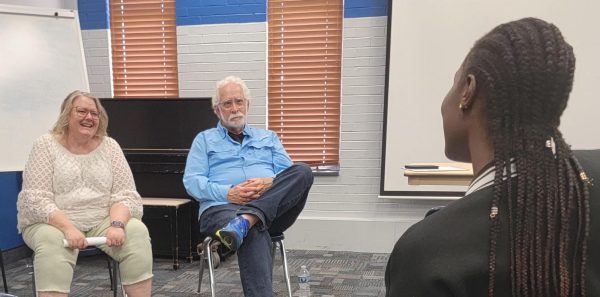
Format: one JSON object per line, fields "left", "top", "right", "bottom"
{"left": 110, "top": 220, "right": 125, "bottom": 229}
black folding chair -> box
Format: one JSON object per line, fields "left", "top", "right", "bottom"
{"left": 0, "top": 249, "right": 8, "bottom": 293}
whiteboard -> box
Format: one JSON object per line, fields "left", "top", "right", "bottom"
{"left": 381, "top": 0, "right": 600, "bottom": 197}
{"left": 0, "top": 4, "right": 89, "bottom": 171}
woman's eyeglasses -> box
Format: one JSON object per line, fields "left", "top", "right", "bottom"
{"left": 73, "top": 107, "right": 100, "bottom": 119}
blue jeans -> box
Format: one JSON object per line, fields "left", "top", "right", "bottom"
{"left": 199, "top": 163, "right": 314, "bottom": 297}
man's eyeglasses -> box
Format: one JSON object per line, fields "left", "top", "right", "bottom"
{"left": 73, "top": 107, "right": 100, "bottom": 119}
{"left": 218, "top": 98, "right": 246, "bottom": 110}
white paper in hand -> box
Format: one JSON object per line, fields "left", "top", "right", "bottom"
{"left": 63, "top": 237, "right": 107, "bottom": 247}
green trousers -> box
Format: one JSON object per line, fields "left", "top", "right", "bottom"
{"left": 22, "top": 217, "right": 153, "bottom": 293}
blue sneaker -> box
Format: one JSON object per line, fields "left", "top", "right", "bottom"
{"left": 216, "top": 216, "right": 250, "bottom": 251}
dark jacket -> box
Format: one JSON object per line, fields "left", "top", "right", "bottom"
{"left": 385, "top": 150, "right": 600, "bottom": 297}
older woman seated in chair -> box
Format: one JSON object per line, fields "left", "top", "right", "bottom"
{"left": 17, "top": 91, "right": 153, "bottom": 297}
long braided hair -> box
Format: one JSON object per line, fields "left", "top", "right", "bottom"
{"left": 463, "top": 18, "right": 590, "bottom": 297}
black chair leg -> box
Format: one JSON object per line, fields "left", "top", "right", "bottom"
{"left": 0, "top": 249, "right": 8, "bottom": 293}
{"left": 112, "top": 259, "right": 121, "bottom": 297}
{"left": 31, "top": 255, "right": 36, "bottom": 297}
{"left": 197, "top": 243, "right": 205, "bottom": 294}
{"left": 107, "top": 257, "right": 114, "bottom": 289}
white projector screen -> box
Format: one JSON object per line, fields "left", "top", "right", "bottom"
{"left": 381, "top": 0, "right": 600, "bottom": 198}
{"left": 0, "top": 4, "right": 89, "bottom": 171}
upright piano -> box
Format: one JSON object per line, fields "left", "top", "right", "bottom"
{"left": 100, "top": 98, "right": 218, "bottom": 264}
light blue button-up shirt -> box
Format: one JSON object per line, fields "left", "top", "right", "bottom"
{"left": 183, "top": 122, "right": 293, "bottom": 217}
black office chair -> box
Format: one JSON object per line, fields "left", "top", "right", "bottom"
{"left": 0, "top": 249, "right": 8, "bottom": 293}
{"left": 31, "top": 247, "right": 124, "bottom": 297}
{"left": 197, "top": 232, "right": 293, "bottom": 297}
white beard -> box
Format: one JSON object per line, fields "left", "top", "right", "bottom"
{"left": 219, "top": 110, "right": 246, "bottom": 132}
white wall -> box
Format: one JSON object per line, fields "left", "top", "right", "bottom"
{"left": 81, "top": 29, "right": 112, "bottom": 98}
{"left": 177, "top": 22, "right": 268, "bottom": 128}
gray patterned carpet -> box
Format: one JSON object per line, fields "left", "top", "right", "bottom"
{"left": 1, "top": 250, "right": 389, "bottom": 297}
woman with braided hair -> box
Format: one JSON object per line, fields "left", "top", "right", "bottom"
{"left": 385, "top": 18, "right": 599, "bottom": 297}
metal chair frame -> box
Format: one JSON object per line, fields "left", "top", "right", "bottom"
{"left": 197, "top": 233, "right": 293, "bottom": 297}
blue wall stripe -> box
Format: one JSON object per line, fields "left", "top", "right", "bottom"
{"left": 0, "top": 172, "right": 24, "bottom": 250}
{"left": 344, "top": 0, "right": 388, "bottom": 18}
{"left": 77, "top": 0, "right": 387, "bottom": 30}
{"left": 78, "top": 0, "right": 109, "bottom": 30}
{"left": 177, "top": 0, "right": 266, "bottom": 26}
